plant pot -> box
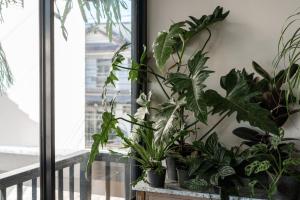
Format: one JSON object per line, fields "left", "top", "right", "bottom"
{"left": 147, "top": 169, "right": 166, "bottom": 188}
{"left": 166, "top": 156, "right": 178, "bottom": 181}
{"left": 177, "top": 168, "right": 189, "bottom": 188}
{"left": 272, "top": 176, "right": 300, "bottom": 200}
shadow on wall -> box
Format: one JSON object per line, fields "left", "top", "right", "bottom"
{"left": 0, "top": 95, "right": 39, "bottom": 147}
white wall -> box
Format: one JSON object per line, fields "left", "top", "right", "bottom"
{"left": 148, "top": 0, "right": 300, "bottom": 145}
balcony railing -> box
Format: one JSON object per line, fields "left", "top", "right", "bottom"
{"left": 0, "top": 150, "right": 131, "bottom": 200}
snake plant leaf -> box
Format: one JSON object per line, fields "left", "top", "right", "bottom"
{"left": 87, "top": 111, "right": 118, "bottom": 167}
{"left": 153, "top": 22, "right": 186, "bottom": 71}
{"left": 167, "top": 51, "right": 212, "bottom": 122}
{"left": 154, "top": 98, "right": 186, "bottom": 143}
{"left": 205, "top": 69, "right": 279, "bottom": 135}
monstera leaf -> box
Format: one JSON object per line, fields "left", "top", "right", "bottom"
{"left": 154, "top": 98, "right": 186, "bottom": 143}
{"left": 153, "top": 6, "right": 229, "bottom": 71}
{"left": 167, "top": 51, "right": 212, "bottom": 122}
{"left": 87, "top": 111, "right": 118, "bottom": 167}
{"left": 205, "top": 69, "right": 279, "bottom": 135}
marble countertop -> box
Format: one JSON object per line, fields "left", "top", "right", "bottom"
{"left": 132, "top": 181, "right": 267, "bottom": 200}
{"left": 133, "top": 181, "right": 221, "bottom": 199}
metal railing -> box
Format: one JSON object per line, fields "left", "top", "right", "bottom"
{"left": 0, "top": 150, "right": 130, "bottom": 200}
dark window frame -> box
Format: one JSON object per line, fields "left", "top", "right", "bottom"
{"left": 39, "top": 0, "right": 147, "bottom": 199}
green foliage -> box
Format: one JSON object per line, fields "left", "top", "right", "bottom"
{"left": 154, "top": 98, "right": 186, "bottom": 143}
{"left": 167, "top": 51, "right": 213, "bottom": 122}
{"left": 153, "top": 22, "right": 186, "bottom": 71}
{"left": 87, "top": 110, "right": 118, "bottom": 168}
{"left": 187, "top": 133, "right": 236, "bottom": 188}
{"left": 243, "top": 131, "right": 300, "bottom": 199}
{"left": 184, "top": 177, "right": 208, "bottom": 191}
{"left": 205, "top": 69, "right": 279, "bottom": 135}
{"left": 273, "top": 10, "right": 300, "bottom": 104}
{"left": 153, "top": 6, "right": 229, "bottom": 71}
{"left": 129, "top": 45, "right": 147, "bottom": 81}
{"left": 56, "top": 0, "right": 129, "bottom": 41}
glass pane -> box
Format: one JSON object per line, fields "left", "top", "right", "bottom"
{"left": 0, "top": 1, "right": 40, "bottom": 199}
{"left": 54, "top": 0, "right": 132, "bottom": 199}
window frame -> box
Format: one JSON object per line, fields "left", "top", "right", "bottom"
{"left": 39, "top": 0, "right": 147, "bottom": 199}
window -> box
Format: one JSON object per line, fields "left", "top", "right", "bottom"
{"left": 0, "top": 0, "right": 146, "bottom": 199}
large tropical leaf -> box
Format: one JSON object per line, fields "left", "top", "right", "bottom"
{"left": 167, "top": 51, "right": 212, "bottom": 122}
{"left": 184, "top": 6, "right": 230, "bottom": 43}
{"left": 205, "top": 69, "right": 279, "bottom": 135}
{"left": 153, "top": 22, "right": 186, "bottom": 71}
{"left": 154, "top": 98, "right": 186, "bottom": 143}
{"left": 153, "top": 6, "right": 229, "bottom": 71}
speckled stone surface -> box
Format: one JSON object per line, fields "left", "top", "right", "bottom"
{"left": 133, "top": 181, "right": 221, "bottom": 199}
{"left": 133, "top": 181, "right": 267, "bottom": 200}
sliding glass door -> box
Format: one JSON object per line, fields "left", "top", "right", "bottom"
{"left": 0, "top": 0, "right": 146, "bottom": 199}
{"left": 0, "top": 1, "right": 41, "bottom": 199}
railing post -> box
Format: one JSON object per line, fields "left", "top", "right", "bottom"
{"left": 58, "top": 169, "right": 64, "bottom": 200}
{"left": 0, "top": 189, "right": 6, "bottom": 200}
{"left": 32, "top": 178, "right": 37, "bottom": 200}
{"left": 69, "top": 165, "right": 74, "bottom": 200}
{"left": 17, "top": 183, "right": 23, "bottom": 200}
{"left": 105, "top": 161, "right": 111, "bottom": 200}
{"left": 80, "top": 156, "right": 91, "bottom": 200}
{"left": 124, "top": 162, "right": 131, "bottom": 200}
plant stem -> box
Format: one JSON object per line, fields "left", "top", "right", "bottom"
{"left": 201, "top": 28, "right": 212, "bottom": 52}
{"left": 199, "top": 112, "right": 229, "bottom": 140}
{"left": 118, "top": 65, "right": 165, "bottom": 80}
{"left": 185, "top": 119, "right": 200, "bottom": 129}
{"left": 117, "top": 117, "right": 156, "bottom": 131}
{"left": 148, "top": 67, "right": 170, "bottom": 99}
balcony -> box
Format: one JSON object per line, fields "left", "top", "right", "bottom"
{"left": 0, "top": 151, "right": 130, "bottom": 200}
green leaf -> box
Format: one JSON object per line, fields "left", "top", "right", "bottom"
{"left": 218, "top": 166, "right": 235, "bottom": 177}
{"left": 154, "top": 98, "right": 186, "bottom": 143}
{"left": 87, "top": 111, "right": 118, "bottom": 167}
{"left": 205, "top": 69, "right": 279, "bottom": 135}
{"left": 185, "top": 177, "right": 208, "bottom": 191}
{"left": 167, "top": 51, "right": 212, "bottom": 122}
{"left": 134, "top": 92, "right": 152, "bottom": 120}
{"left": 153, "top": 22, "right": 186, "bottom": 71}
{"left": 129, "top": 45, "right": 147, "bottom": 81}
{"left": 205, "top": 132, "right": 219, "bottom": 154}
{"left": 283, "top": 158, "right": 300, "bottom": 167}
{"left": 210, "top": 173, "right": 220, "bottom": 185}
{"left": 102, "top": 43, "right": 130, "bottom": 97}
{"left": 245, "top": 160, "right": 270, "bottom": 176}
{"left": 252, "top": 61, "right": 272, "bottom": 81}
{"left": 153, "top": 7, "right": 229, "bottom": 71}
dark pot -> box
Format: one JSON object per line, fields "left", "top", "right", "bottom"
{"left": 273, "top": 176, "right": 300, "bottom": 200}
{"left": 147, "top": 169, "right": 166, "bottom": 188}
{"left": 166, "top": 156, "right": 178, "bottom": 181}
{"left": 177, "top": 168, "right": 189, "bottom": 188}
